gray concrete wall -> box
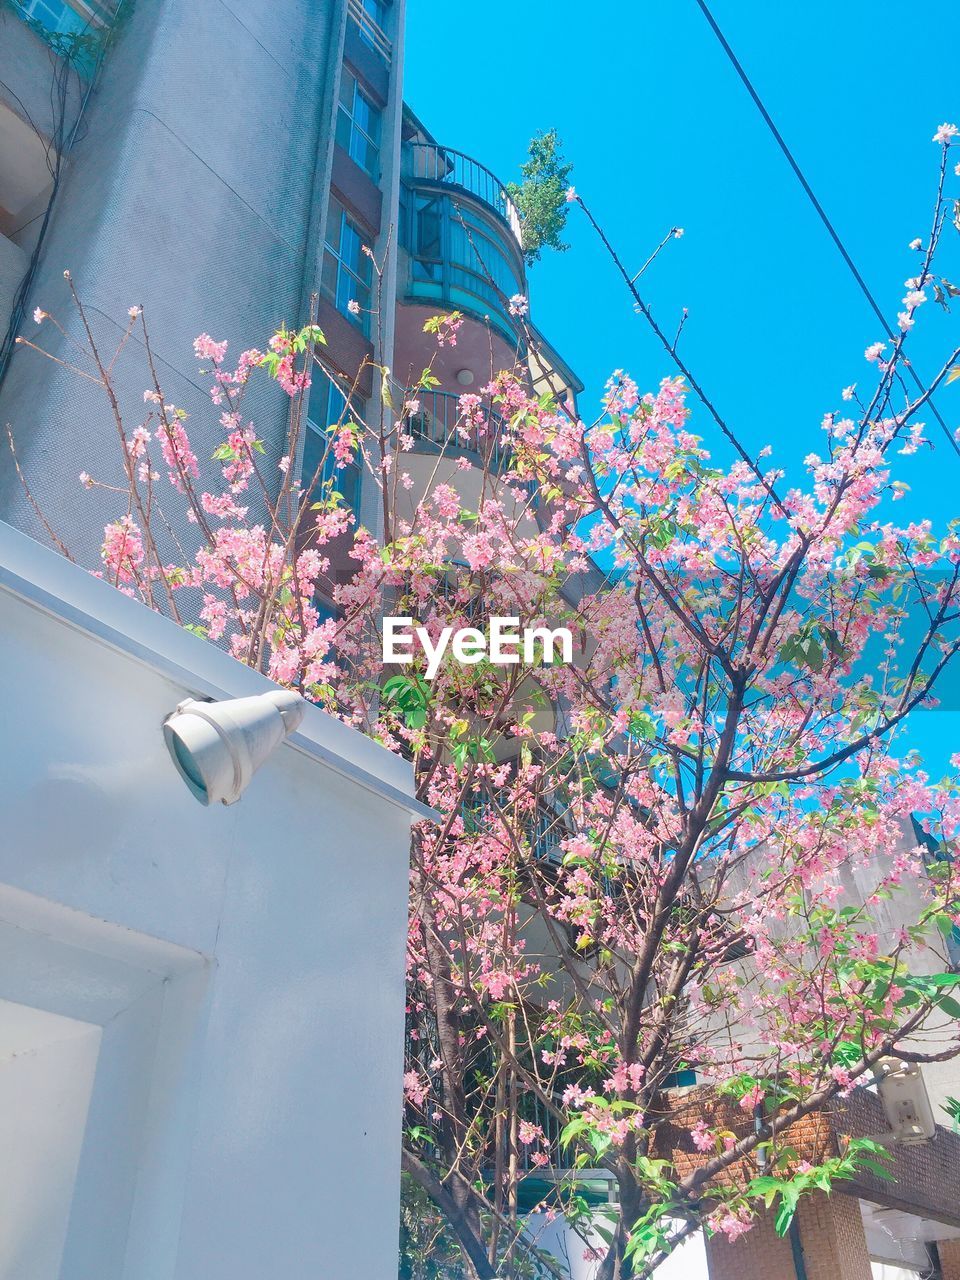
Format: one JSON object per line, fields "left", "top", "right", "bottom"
{"left": 0, "top": 0, "right": 348, "bottom": 565}
{"left": 0, "top": 232, "right": 27, "bottom": 333}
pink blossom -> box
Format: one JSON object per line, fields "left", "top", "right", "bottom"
{"left": 101, "top": 515, "right": 144, "bottom": 584}
{"left": 831, "top": 1064, "right": 853, "bottom": 1094}
{"left": 738, "top": 1083, "right": 765, "bottom": 1113}
{"left": 709, "top": 1206, "right": 753, "bottom": 1243}
{"left": 690, "top": 1120, "right": 714, "bottom": 1152}
{"left": 194, "top": 333, "right": 228, "bottom": 363}
{"left": 403, "top": 1071, "right": 428, "bottom": 1109}
{"left": 933, "top": 123, "right": 958, "bottom": 144}
{"left": 562, "top": 1083, "right": 595, "bottom": 1108}
{"left": 518, "top": 1120, "right": 542, "bottom": 1145}
{"left": 158, "top": 418, "right": 199, "bottom": 490}
{"left": 433, "top": 313, "right": 462, "bottom": 347}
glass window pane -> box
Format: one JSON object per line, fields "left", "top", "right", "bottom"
{"left": 357, "top": 91, "right": 381, "bottom": 143}
{"left": 301, "top": 423, "right": 326, "bottom": 491}
{"left": 321, "top": 196, "right": 372, "bottom": 333}
{"left": 321, "top": 251, "right": 338, "bottom": 297}
{"left": 339, "top": 463, "right": 360, "bottom": 510}
{"left": 341, "top": 221, "right": 360, "bottom": 271}
{"left": 300, "top": 375, "right": 364, "bottom": 513}
{"left": 325, "top": 199, "right": 344, "bottom": 254}
{"left": 335, "top": 108, "right": 352, "bottom": 154}
{"left": 339, "top": 68, "right": 356, "bottom": 110}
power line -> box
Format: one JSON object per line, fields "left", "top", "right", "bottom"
{"left": 693, "top": 0, "right": 960, "bottom": 458}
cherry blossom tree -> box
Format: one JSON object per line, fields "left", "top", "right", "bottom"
{"left": 10, "top": 126, "right": 960, "bottom": 1280}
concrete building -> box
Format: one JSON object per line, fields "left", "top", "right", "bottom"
{"left": 0, "top": 0, "right": 407, "bottom": 561}
{"left": 0, "top": 515, "right": 429, "bottom": 1278}
{"left": 0, "top": 0, "right": 578, "bottom": 588}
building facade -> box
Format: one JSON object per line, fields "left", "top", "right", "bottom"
{"left": 0, "top": 0, "right": 578, "bottom": 593}
{"left": 0, "top": 0, "right": 404, "bottom": 557}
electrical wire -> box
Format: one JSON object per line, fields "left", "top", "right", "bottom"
{"left": 692, "top": 0, "right": 960, "bottom": 458}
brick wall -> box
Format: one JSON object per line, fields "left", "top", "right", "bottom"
{"left": 706, "top": 1194, "right": 872, "bottom": 1280}
{"left": 656, "top": 1084, "right": 960, "bottom": 1224}
{"left": 939, "top": 1239, "right": 960, "bottom": 1279}
{"left": 795, "top": 1193, "right": 872, "bottom": 1280}
{"left": 705, "top": 1205, "right": 796, "bottom": 1280}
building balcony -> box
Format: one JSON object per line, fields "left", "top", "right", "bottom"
{"left": 405, "top": 389, "right": 514, "bottom": 472}
{"left": 400, "top": 142, "right": 527, "bottom": 346}
{"left": 346, "top": 0, "right": 392, "bottom": 66}
{"left": 408, "top": 143, "right": 522, "bottom": 245}
{"left": 395, "top": 391, "right": 539, "bottom": 552}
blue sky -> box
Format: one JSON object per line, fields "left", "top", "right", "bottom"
{"left": 404, "top": 0, "right": 960, "bottom": 771}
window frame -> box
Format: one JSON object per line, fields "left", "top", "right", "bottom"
{"left": 301, "top": 374, "right": 364, "bottom": 516}
{"left": 321, "top": 197, "right": 374, "bottom": 335}
{"left": 336, "top": 69, "right": 382, "bottom": 179}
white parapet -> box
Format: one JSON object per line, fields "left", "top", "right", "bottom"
{"left": 0, "top": 519, "right": 429, "bottom": 1280}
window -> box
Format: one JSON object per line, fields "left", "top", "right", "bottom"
{"left": 403, "top": 191, "right": 524, "bottom": 337}
{"left": 336, "top": 70, "right": 381, "bottom": 178}
{"left": 301, "top": 375, "right": 363, "bottom": 515}
{"left": 663, "top": 1069, "right": 697, "bottom": 1089}
{"left": 361, "top": 0, "right": 387, "bottom": 24}
{"left": 411, "top": 195, "right": 442, "bottom": 272}
{"left": 15, "top": 0, "right": 112, "bottom": 36}
{"left": 321, "top": 197, "right": 373, "bottom": 334}
{"left": 356, "top": 0, "right": 388, "bottom": 47}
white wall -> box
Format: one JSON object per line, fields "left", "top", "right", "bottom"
{"left": 0, "top": 521, "right": 425, "bottom": 1280}
{"left": 843, "top": 823, "right": 960, "bottom": 1117}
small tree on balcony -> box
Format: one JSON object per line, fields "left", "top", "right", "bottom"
{"left": 506, "top": 129, "right": 574, "bottom": 264}
{"left": 11, "top": 126, "right": 960, "bottom": 1280}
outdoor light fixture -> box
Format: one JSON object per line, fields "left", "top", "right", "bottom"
{"left": 874, "top": 1057, "right": 937, "bottom": 1146}
{"left": 455, "top": 368, "right": 475, "bottom": 385}
{"left": 163, "top": 691, "right": 305, "bottom": 805}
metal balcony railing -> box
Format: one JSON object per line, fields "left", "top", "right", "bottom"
{"left": 347, "top": 0, "right": 391, "bottom": 64}
{"left": 516, "top": 1090, "right": 567, "bottom": 1171}
{"left": 405, "top": 390, "right": 513, "bottom": 473}
{"left": 409, "top": 143, "right": 522, "bottom": 246}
